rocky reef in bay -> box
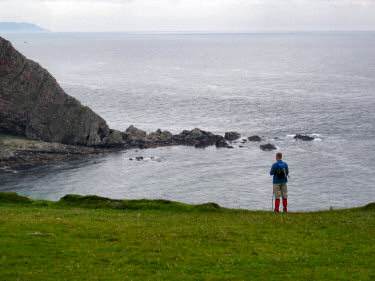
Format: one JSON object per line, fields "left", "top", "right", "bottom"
{"left": 0, "top": 35, "right": 317, "bottom": 167}
{"left": 120, "top": 126, "right": 230, "bottom": 149}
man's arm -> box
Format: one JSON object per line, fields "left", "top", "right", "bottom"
{"left": 286, "top": 164, "right": 289, "bottom": 176}
{"left": 270, "top": 163, "right": 275, "bottom": 175}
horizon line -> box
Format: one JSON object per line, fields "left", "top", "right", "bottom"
{"left": 2, "top": 30, "right": 375, "bottom": 35}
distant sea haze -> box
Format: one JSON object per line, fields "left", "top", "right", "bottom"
{"left": 1, "top": 32, "right": 374, "bottom": 211}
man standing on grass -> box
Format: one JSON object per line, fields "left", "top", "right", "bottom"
{"left": 270, "top": 152, "right": 289, "bottom": 212}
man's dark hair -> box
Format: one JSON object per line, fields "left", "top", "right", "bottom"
{"left": 276, "top": 152, "right": 282, "bottom": 159}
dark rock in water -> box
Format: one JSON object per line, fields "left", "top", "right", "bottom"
{"left": 260, "top": 143, "right": 276, "bottom": 151}
{"left": 0, "top": 36, "right": 123, "bottom": 147}
{"left": 215, "top": 138, "right": 228, "bottom": 148}
{"left": 195, "top": 142, "right": 207, "bottom": 148}
{"left": 224, "top": 131, "right": 241, "bottom": 141}
{"left": 294, "top": 134, "right": 314, "bottom": 141}
{"left": 135, "top": 156, "right": 143, "bottom": 161}
{"left": 173, "top": 128, "right": 223, "bottom": 148}
{"left": 248, "top": 135, "right": 263, "bottom": 142}
{"left": 241, "top": 139, "right": 248, "bottom": 143}
{"left": 227, "top": 145, "right": 234, "bottom": 149}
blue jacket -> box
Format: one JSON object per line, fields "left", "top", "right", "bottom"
{"left": 270, "top": 160, "right": 289, "bottom": 184}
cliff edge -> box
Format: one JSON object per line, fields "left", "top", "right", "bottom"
{"left": 0, "top": 36, "right": 123, "bottom": 147}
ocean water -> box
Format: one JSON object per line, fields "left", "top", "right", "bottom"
{"left": 1, "top": 32, "right": 375, "bottom": 211}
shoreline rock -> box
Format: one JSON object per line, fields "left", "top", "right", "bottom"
{"left": 260, "top": 143, "right": 277, "bottom": 151}
{"left": 173, "top": 128, "right": 224, "bottom": 148}
{"left": 0, "top": 126, "right": 234, "bottom": 167}
{"left": 248, "top": 135, "right": 263, "bottom": 142}
{"left": 224, "top": 131, "right": 241, "bottom": 141}
{"left": 120, "top": 126, "right": 229, "bottom": 150}
{"left": 0, "top": 137, "right": 112, "bottom": 168}
{"left": 294, "top": 134, "right": 315, "bottom": 141}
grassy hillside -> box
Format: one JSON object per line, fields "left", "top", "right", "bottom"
{"left": 0, "top": 192, "right": 374, "bottom": 280}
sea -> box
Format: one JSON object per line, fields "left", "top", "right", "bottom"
{"left": 1, "top": 32, "right": 375, "bottom": 211}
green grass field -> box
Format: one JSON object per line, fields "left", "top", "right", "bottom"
{"left": 0, "top": 192, "right": 374, "bottom": 280}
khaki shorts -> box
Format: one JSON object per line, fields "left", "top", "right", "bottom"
{"left": 273, "top": 183, "right": 288, "bottom": 199}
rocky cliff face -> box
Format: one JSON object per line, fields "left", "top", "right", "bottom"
{"left": 0, "top": 36, "right": 123, "bottom": 147}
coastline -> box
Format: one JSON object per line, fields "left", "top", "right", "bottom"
{"left": 0, "top": 128, "right": 249, "bottom": 168}
{"left": 0, "top": 128, "right": 295, "bottom": 168}
{"left": 0, "top": 134, "right": 125, "bottom": 168}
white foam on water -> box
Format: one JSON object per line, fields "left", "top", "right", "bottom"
{"left": 206, "top": 85, "right": 219, "bottom": 90}
{"left": 63, "top": 83, "right": 103, "bottom": 91}
{"left": 0, "top": 166, "right": 18, "bottom": 173}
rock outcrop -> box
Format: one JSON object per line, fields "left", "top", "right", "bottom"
{"left": 0, "top": 36, "right": 123, "bottom": 147}
{"left": 148, "top": 129, "right": 173, "bottom": 144}
{"left": 120, "top": 126, "right": 228, "bottom": 149}
{"left": 121, "top": 125, "right": 148, "bottom": 147}
{"left": 248, "top": 135, "right": 263, "bottom": 142}
{"left": 224, "top": 131, "right": 241, "bottom": 141}
{"left": 260, "top": 143, "right": 277, "bottom": 151}
{"left": 294, "top": 134, "right": 314, "bottom": 141}
{"left": 215, "top": 137, "right": 230, "bottom": 148}
{"left": 173, "top": 128, "right": 224, "bottom": 148}
{"left": 121, "top": 126, "right": 174, "bottom": 148}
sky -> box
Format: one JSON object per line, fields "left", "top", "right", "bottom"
{"left": 1, "top": 0, "right": 375, "bottom": 32}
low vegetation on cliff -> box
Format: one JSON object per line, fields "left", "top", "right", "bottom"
{"left": 0, "top": 192, "right": 374, "bottom": 280}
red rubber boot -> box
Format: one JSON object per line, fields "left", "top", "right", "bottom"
{"left": 274, "top": 199, "right": 280, "bottom": 212}
{"left": 283, "top": 199, "right": 288, "bottom": 212}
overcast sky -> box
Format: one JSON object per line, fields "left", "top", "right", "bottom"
{"left": 1, "top": 0, "right": 375, "bottom": 32}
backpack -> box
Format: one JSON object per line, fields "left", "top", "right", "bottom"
{"left": 275, "top": 164, "right": 287, "bottom": 180}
